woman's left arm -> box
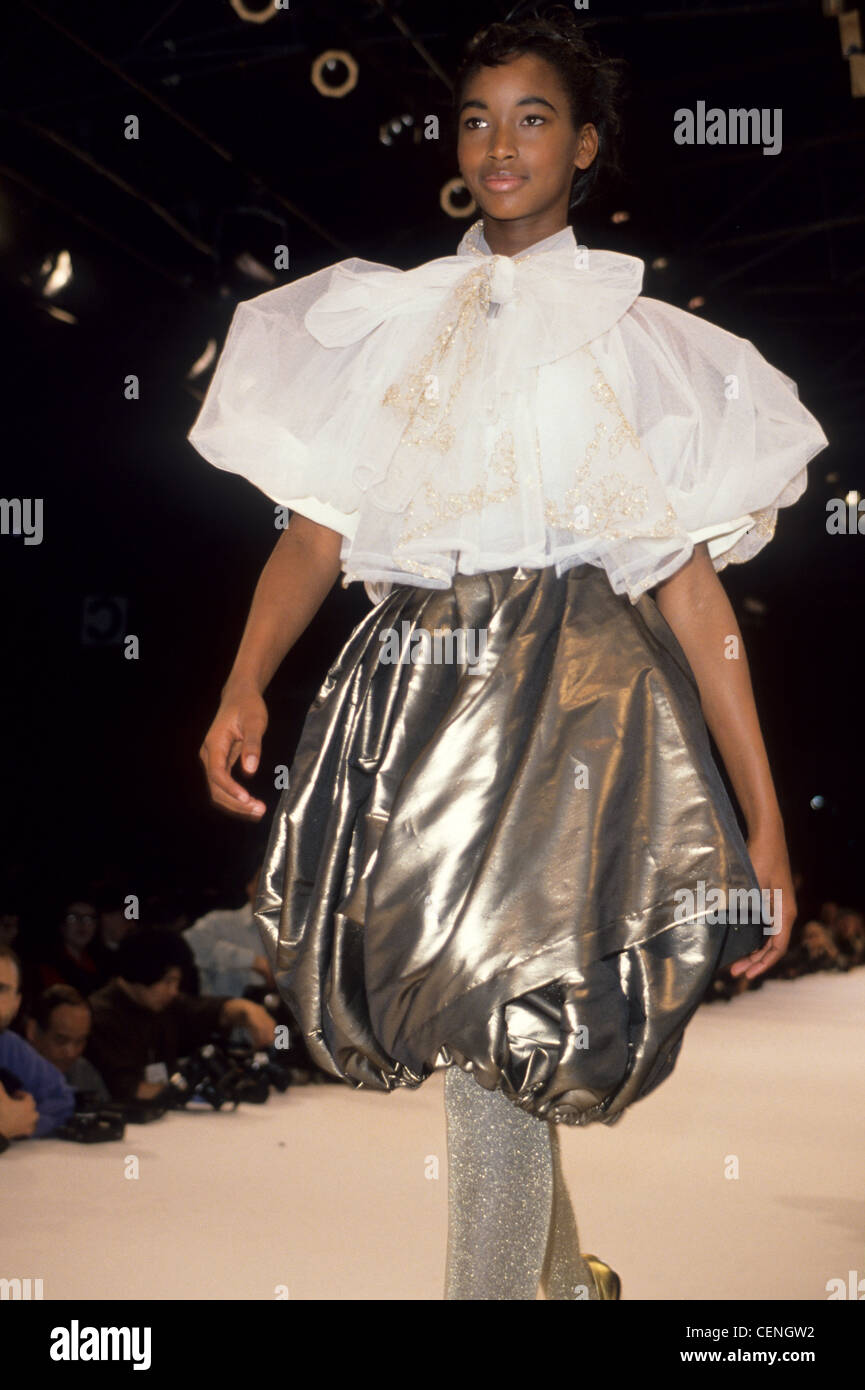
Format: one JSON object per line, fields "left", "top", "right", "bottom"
{"left": 653, "top": 541, "right": 795, "bottom": 979}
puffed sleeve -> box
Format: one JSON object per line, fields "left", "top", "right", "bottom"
{"left": 594, "top": 293, "right": 830, "bottom": 580}
{"left": 187, "top": 264, "right": 368, "bottom": 540}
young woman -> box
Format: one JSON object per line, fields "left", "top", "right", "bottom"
{"left": 190, "top": 12, "right": 829, "bottom": 1300}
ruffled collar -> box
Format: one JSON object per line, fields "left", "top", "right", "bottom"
{"left": 455, "top": 218, "right": 578, "bottom": 262}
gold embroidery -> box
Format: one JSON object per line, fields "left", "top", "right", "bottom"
{"left": 542, "top": 348, "right": 679, "bottom": 541}
{"left": 377, "top": 228, "right": 685, "bottom": 576}
{"left": 380, "top": 265, "right": 491, "bottom": 455}
{"left": 715, "top": 507, "right": 777, "bottom": 573}
{"left": 394, "top": 428, "right": 520, "bottom": 578}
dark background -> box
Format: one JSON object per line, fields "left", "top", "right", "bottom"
{"left": 1, "top": 0, "right": 862, "bottom": 932}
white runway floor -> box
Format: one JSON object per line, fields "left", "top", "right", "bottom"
{"left": 3, "top": 968, "right": 863, "bottom": 1301}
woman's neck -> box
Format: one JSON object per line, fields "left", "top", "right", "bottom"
{"left": 480, "top": 212, "right": 570, "bottom": 258}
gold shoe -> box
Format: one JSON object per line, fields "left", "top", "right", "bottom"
{"left": 583, "top": 1253, "right": 621, "bottom": 1300}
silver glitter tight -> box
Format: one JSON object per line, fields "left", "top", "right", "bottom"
{"left": 443, "top": 1063, "right": 600, "bottom": 1300}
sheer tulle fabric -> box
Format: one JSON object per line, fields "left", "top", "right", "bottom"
{"left": 188, "top": 221, "right": 828, "bottom": 603}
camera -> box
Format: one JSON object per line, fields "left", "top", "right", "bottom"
{"left": 155, "top": 1039, "right": 270, "bottom": 1110}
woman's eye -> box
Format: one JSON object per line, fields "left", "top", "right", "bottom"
{"left": 462, "top": 114, "right": 546, "bottom": 129}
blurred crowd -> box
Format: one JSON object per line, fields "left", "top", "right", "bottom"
{"left": 0, "top": 862, "right": 343, "bottom": 1147}
{"left": 0, "top": 864, "right": 862, "bottom": 1144}
{"left": 704, "top": 895, "right": 865, "bottom": 1003}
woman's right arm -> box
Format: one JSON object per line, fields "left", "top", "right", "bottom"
{"left": 199, "top": 514, "right": 344, "bottom": 819}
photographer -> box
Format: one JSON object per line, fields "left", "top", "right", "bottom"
{"left": 85, "top": 928, "right": 275, "bottom": 1101}
{"left": 26, "top": 984, "right": 111, "bottom": 1103}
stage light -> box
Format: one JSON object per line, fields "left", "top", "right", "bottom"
{"left": 610, "top": 210, "right": 630, "bottom": 224}
{"left": 378, "top": 114, "right": 415, "bottom": 147}
{"left": 844, "top": 489, "right": 861, "bottom": 507}
{"left": 651, "top": 256, "right": 669, "bottom": 270}
{"left": 440, "top": 177, "right": 476, "bottom": 219}
{"left": 234, "top": 252, "right": 276, "bottom": 284}
{"left": 230, "top": 0, "right": 282, "bottom": 23}
{"left": 826, "top": 472, "right": 840, "bottom": 483}
{"left": 41, "top": 249, "right": 72, "bottom": 297}
{"left": 311, "top": 50, "right": 359, "bottom": 99}
{"left": 187, "top": 339, "right": 218, "bottom": 380}
{"left": 810, "top": 796, "right": 825, "bottom": 811}
{"left": 687, "top": 294, "right": 706, "bottom": 309}
{"left": 44, "top": 304, "right": 77, "bottom": 324}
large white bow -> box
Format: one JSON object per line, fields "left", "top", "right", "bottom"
{"left": 304, "top": 237, "right": 645, "bottom": 371}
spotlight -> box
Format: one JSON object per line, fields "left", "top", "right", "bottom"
{"left": 610, "top": 210, "right": 630, "bottom": 224}
{"left": 187, "top": 339, "right": 218, "bottom": 380}
{"left": 378, "top": 114, "right": 416, "bottom": 147}
{"left": 651, "top": 256, "right": 669, "bottom": 270}
{"left": 809, "top": 796, "right": 825, "bottom": 810}
{"left": 440, "top": 177, "right": 476, "bottom": 219}
{"left": 844, "top": 489, "right": 861, "bottom": 507}
{"left": 44, "top": 304, "right": 77, "bottom": 325}
{"left": 311, "top": 50, "right": 359, "bottom": 99}
{"left": 233, "top": 252, "right": 276, "bottom": 284}
{"left": 41, "top": 249, "right": 72, "bottom": 297}
{"left": 230, "top": 0, "right": 282, "bottom": 23}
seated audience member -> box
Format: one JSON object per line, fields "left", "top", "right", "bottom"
{"left": 26, "top": 984, "right": 110, "bottom": 1104}
{"left": 0, "top": 903, "right": 20, "bottom": 949}
{"left": 184, "top": 863, "right": 275, "bottom": 998}
{"left": 0, "top": 946, "right": 76, "bottom": 1140}
{"left": 87, "top": 888, "right": 136, "bottom": 988}
{"left": 796, "top": 919, "right": 850, "bottom": 974}
{"left": 141, "top": 895, "right": 199, "bottom": 994}
{"left": 36, "top": 898, "right": 105, "bottom": 997}
{"left": 85, "top": 929, "right": 275, "bottom": 1101}
{"left": 833, "top": 907, "right": 865, "bottom": 968}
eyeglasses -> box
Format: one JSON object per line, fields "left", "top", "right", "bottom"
{"left": 65, "top": 913, "right": 97, "bottom": 926}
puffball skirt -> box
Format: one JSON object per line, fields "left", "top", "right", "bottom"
{"left": 255, "top": 563, "right": 764, "bottom": 1127}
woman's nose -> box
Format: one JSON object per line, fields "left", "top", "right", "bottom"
{"left": 485, "top": 127, "right": 518, "bottom": 159}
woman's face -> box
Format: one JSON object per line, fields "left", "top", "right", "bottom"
{"left": 457, "top": 52, "right": 597, "bottom": 231}
{"left": 61, "top": 902, "right": 97, "bottom": 951}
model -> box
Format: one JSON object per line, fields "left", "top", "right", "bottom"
{"left": 190, "top": 10, "right": 829, "bottom": 1299}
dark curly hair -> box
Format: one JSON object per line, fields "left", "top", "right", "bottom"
{"left": 115, "top": 928, "right": 194, "bottom": 987}
{"left": 452, "top": 4, "right": 630, "bottom": 211}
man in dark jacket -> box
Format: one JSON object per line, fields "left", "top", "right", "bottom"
{"left": 86, "top": 929, "right": 275, "bottom": 1101}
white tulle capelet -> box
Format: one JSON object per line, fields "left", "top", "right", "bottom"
{"left": 188, "top": 219, "right": 829, "bottom": 605}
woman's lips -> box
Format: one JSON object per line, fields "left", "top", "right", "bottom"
{"left": 482, "top": 175, "right": 526, "bottom": 191}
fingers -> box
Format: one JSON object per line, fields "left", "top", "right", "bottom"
{"left": 241, "top": 738, "right": 262, "bottom": 775}
{"left": 729, "top": 938, "right": 785, "bottom": 980}
{"left": 199, "top": 726, "right": 267, "bottom": 819}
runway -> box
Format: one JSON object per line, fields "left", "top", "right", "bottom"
{"left": 3, "top": 968, "right": 862, "bottom": 1300}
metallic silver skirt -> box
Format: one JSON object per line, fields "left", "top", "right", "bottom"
{"left": 256, "top": 563, "right": 764, "bottom": 1127}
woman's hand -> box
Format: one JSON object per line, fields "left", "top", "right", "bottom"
{"left": 199, "top": 679, "right": 269, "bottom": 819}
{"left": 728, "top": 826, "right": 797, "bottom": 980}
